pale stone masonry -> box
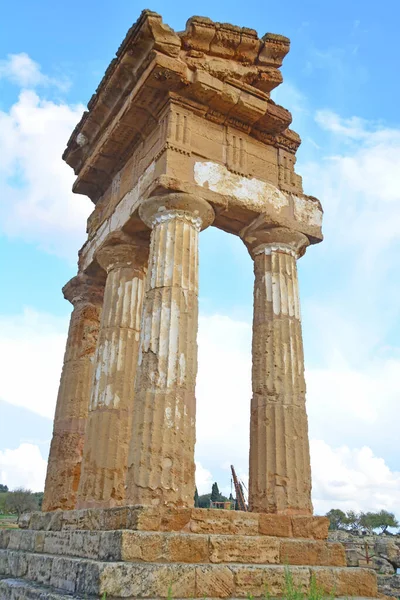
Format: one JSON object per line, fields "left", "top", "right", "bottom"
{"left": 77, "top": 233, "right": 148, "bottom": 508}
{"left": 42, "top": 274, "right": 104, "bottom": 512}
{"left": 126, "top": 194, "right": 214, "bottom": 508}
{"left": 43, "top": 6, "right": 324, "bottom": 521}
{"left": 242, "top": 226, "right": 313, "bottom": 515}
{"left": 1, "top": 11, "right": 379, "bottom": 600}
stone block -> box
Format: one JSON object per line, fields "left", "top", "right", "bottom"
{"left": 209, "top": 535, "right": 280, "bottom": 564}
{"left": 103, "top": 506, "right": 130, "bottom": 530}
{"left": 27, "top": 553, "right": 53, "bottom": 585}
{"left": 34, "top": 531, "right": 45, "bottom": 552}
{"left": 0, "top": 529, "right": 10, "bottom": 549}
{"left": 99, "top": 563, "right": 196, "bottom": 598}
{"left": 311, "top": 566, "right": 377, "bottom": 597}
{"left": 160, "top": 507, "right": 192, "bottom": 531}
{"left": 7, "top": 551, "right": 28, "bottom": 579}
{"left": 195, "top": 564, "right": 235, "bottom": 598}
{"left": 259, "top": 514, "right": 292, "bottom": 537}
{"left": 0, "top": 579, "right": 75, "bottom": 600}
{"left": 29, "top": 510, "right": 62, "bottom": 531}
{"left": 190, "top": 508, "right": 232, "bottom": 534}
{"left": 75, "top": 558, "right": 101, "bottom": 595}
{"left": 0, "top": 549, "right": 10, "bottom": 575}
{"left": 128, "top": 506, "right": 162, "bottom": 531}
{"left": 69, "top": 530, "right": 101, "bottom": 559}
{"left": 99, "top": 530, "right": 123, "bottom": 560}
{"left": 230, "top": 511, "right": 260, "bottom": 535}
{"left": 233, "top": 564, "right": 266, "bottom": 597}
{"left": 50, "top": 556, "right": 78, "bottom": 593}
{"left": 43, "top": 531, "right": 71, "bottom": 556}
{"left": 167, "top": 533, "right": 209, "bottom": 563}
{"left": 233, "top": 564, "right": 310, "bottom": 597}
{"left": 6, "top": 530, "right": 22, "bottom": 550}
{"left": 292, "top": 516, "right": 329, "bottom": 540}
{"left": 18, "top": 530, "right": 36, "bottom": 552}
{"left": 18, "top": 512, "right": 31, "bottom": 529}
{"left": 335, "top": 566, "right": 378, "bottom": 597}
{"left": 121, "top": 531, "right": 165, "bottom": 562}
{"left": 280, "top": 539, "right": 346, "bottom": 567}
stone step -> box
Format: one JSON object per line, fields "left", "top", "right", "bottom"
{"left": 0, "top": 580, "right": 383, "bottom": 600}
{"left": 0, "top": 550, "right": 378, "bottom": 598}
{"left": 19, "top": 506, "right": 329, "bottom": 540}
{"left": 0, "top": 578, "right": 77, "bottom": 599}
{"left": 0, "top": 529, "right": 346, "bottom": 567}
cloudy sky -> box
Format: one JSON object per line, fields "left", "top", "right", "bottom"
{"left": 1, "top": 0, "right": 400, "bottom": 516}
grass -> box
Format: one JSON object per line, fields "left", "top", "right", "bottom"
{"left": 0, "top": 515, "right": 18, "bottom": 529}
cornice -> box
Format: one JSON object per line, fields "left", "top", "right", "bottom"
{"left": 63, "top": 11, "right": 299, "bottom": 203}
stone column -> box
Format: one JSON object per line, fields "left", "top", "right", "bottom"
{"left": 243, "top": 226, "right": 313, "bottom": 515}
{"left": 126, "top": 193, "right": 214, "bottom": 508}
{"left": 43, "top": 274, "right": 104, "bottom": 512}
{"left": 77, "top": 233, "right": 148, "bottom": 508}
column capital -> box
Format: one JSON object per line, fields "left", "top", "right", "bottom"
{"left": 63, "top": 273, "right": 105, "bottom": 307}
{"left": 242, "top": 226, "right": 309, "bottom": 260}
{"left": 139, "top": 193, "right": 215, "bottom": 231}
{"left": 96, "top": 232, "right": 149, "bottom": 274}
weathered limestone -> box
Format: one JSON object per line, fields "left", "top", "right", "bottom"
{"left": 42, "top": 274, "right": 104, "bottom": 512}
{"left": 2, "top": 11, "right": 382, "bottom": 600}
{"left": 242, "top": 226, "right": 313, "bottom": 515}
{"left": 77, "top": 233, "right": 148, "bottom": 508}
{"left": 126, "top": 193, "right": 214, "bottom": 508}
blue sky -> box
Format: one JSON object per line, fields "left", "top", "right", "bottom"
{"left": 1, "top": 0, "right": 400, "bottom": 514}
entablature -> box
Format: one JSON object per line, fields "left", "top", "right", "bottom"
{"left": 63, "top": 11, "right": 299, "bottom": 203}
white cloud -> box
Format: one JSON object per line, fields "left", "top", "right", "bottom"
{"left": 303, "top": 111, "right": 400, "bottom": 263}
{"left": 195, "top": 314, "right": 251, "bottom": 479}
{"left": 311, "top": 440, "right": 400, "bottom": 515}
{"left": 0, "top": 308, "right": 68, "bottom": 419}
{"left": 195, "top": 461, "right": 213, "bottom": 495}
{"left": 0, "top": 444, "right": 47, "bottom": 492}
{"left": 0, "top": 83, "right": 91, "bottom": 261}
{"left": 0, "top": 53, "right": 69, "bottom": 90}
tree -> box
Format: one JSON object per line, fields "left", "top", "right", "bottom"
{"left": 326, "top": 509, "right": 347, "bottom": 530}
{"left": 197, "top": 493, "right": 211, "bottom": 508}
{"left": 0, "top": 492, "right": 8, "bottom": 514}
{"left": 0, "top": 484, "right": 8, "bottom": 493}
{"left": 33, "top": 492, "right": 44, "bottom": 510}
{"left": 5, "top": 488, "right": 39, "bottom": 518}
{"left": 211, "top": 482, "right": 221, "bottom": 502}
{"left": 194, "top": 487, "right": 199, "bottom": 508}
{"left": 345, "top": 510, "right": 360, "bottom": 532}
{"left": 359, "top": 512, "right": 377, "bottom": 534}
{"left": 371, "top": 510, "right": 399, "bottom": 534}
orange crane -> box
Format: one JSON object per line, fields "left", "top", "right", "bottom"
{"left": 230, "top": 465, "right": 248, "bottom": 511}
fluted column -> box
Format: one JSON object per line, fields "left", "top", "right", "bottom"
{"left": 126, "top": 193, "right": 214, "bottom": 508}
{"left": 243, "top": 226, "right": 313, "bottom": 515}
{"left": 77, "top": 233, "right": 148, "bottom": 508}
{"left": 43, "top": 274, "right": 104, "bottom": 511}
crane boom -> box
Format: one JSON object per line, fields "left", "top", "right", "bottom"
{"left": 230, "top": 465, "right": 247, "bottom": 511}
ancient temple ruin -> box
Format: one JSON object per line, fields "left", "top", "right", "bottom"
{"left": 0, "top": 11, "right": 380, "bottom": 599}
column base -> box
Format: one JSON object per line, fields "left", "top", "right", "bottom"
{"left": 0, "top": 507, "right": 379, "bottom": 599}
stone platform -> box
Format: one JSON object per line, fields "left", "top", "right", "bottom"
{"left": 0, "top": 507, "right": 379, "bottom": 599}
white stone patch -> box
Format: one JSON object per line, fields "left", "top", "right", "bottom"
{"left": 292, "top": 194, "right": 323, "bottom": 228}
{"left": 264, "top": 272, "right": 273, "bottom": 303}
{"left": 271, "top": 273, "right": 281, "bottom": 315}
{"left": 178, "top": 353, "right": 186, "bottom": 386}
{"left": 194, "top": 161, "right": 288, "bottom": 210}
{"left": 166, "top": 300, "right": 180, "bottom": 389}
{"left": 165, "top": 406, "right": 173, "bottom": 429}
